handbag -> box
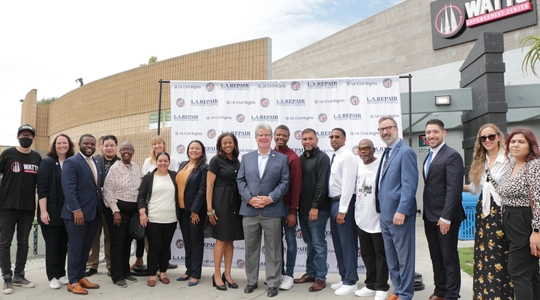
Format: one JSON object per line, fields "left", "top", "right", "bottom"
{"left": 526, "top": 165, "right": 540, "bottom": 258}
{"left": 129, "top": 214, "right": 147, "bottom": 240}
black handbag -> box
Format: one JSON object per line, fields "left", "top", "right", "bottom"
{"left": 129, "top": 214, "right": 146, "bottom": 240}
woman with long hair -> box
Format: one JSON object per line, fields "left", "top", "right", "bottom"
{"left": 37, "top": 134, "right": 75, "bottom": 289}
{"left": 138, "top": 152, "right": 178, "bottom": 287}
{"left": 464, "top": 124, "right": 513, "bottom": 299}
{"left": 175, "top": 140, "right": 208, "bottom": 286}
{"left": 206, "top": 133, "right": 244, "bottom": 291}
{"left": 497, "top": 128, "right": 540, "bottom": 299}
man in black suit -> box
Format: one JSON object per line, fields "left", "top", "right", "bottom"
{"left": 422, "top": 119, "right": 465, "bottom": 300}
{"left": 61, "top": 134, "right": 103, "bottom": 295}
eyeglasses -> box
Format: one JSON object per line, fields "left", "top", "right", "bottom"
{"left": 120, "top": 147, "right": 134, "bottom": 152}
{"left": 357, "top": 146, "right": 372, "bottom": 152}
{"left": 18, "top": 133, "right": 34, "bottom": 139}
{"left": 480, "top": 134, "right": 496, "bottom": 142}
{"left": 377, "top": 126, "right": 396, "bottom": 133}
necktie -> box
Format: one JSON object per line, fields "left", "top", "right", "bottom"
{"left": 374, "top": 148, "right": 390, "bottom": 213}
{"left": 86, "top": 157, "right": 97, "bottom": 185}
{"left": 329, "top": 153, "right": 336, "bottom": 177}
{"left": 382, "top": 147, "right": 391, "bottom": 170}
{"left": 425, "top": 151, "right": 433, "bottom": 177}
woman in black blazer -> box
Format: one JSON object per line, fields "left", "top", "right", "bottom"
{"left": 175, "top": 140, "right": 208, "bottom": 286}
{"left": 37, "top": 134, "right": 75, "bottom": 289}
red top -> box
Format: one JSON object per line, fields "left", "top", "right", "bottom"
{"left": 274, "top": 146, "right": 302, "bottom": 215}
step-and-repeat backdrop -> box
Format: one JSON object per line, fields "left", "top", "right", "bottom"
{"left": 168, "top": 77, "right": 401, "bottom": 274}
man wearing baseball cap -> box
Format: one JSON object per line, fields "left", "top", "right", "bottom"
{"left": 0, "top": 124, "right": 42, "bottom": 294}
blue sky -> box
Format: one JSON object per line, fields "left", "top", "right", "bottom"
{"left": 0, "top": 0, "right": 401, "bottom": 145}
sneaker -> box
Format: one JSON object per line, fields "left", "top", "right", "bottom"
{"left": 355, "top": 286, "right": 376, "bottom": 297}
{"left": 374, "top": 290, "right": 389, "bottom": 300}
{"left": 13, "top": 272, "right": 35, "bottom": 288}
{"left": 58, "top": 276, "right": 69, "bottom": 285}
{"left": 49, "top": 278, "right": 61, "bottom": 289}
{"left": 124, "top": 275, "right": 137, "bottom": 283}
{"left": 330, "top": 281, "right": 343, "bottom": 290}
{"left": 115, "top": 280, "right": 127, "bottom": 288}
{"left": 2, "top": 277, "right": 13, "bottom": 294}
{"left": 279, "top": 275, "right": 294, "bottom": 290}
{"left": 334, "top": 284, "right": 357, "bottom": 296}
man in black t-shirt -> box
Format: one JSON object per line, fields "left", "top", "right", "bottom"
{"left": 0, "top": 124, "right": 42, "bottom": 295}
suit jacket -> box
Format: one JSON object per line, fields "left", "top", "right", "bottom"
{"left": 37, "top": 157, "right": 65, "bottom": 226}
{"left": 61, "top": 153, "right": 103, "bottom": 222}
{"left": 422, "top": 144, "right": 465, "bottom": 223}
{"left": 237, "top": 149, "right": 289, "bottom": 218}
{"left": 376, "top": 139, "right": 418, "bottom": 222}
{"left": 177, "top": 161, "right": 208, "bottom": 214}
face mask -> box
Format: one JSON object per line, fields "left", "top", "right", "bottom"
{"left": 19, "top": 138, "right": 33, "bottom": 148}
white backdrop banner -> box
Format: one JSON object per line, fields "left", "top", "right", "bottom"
{"left": 168, "top": 77, "right": 402, "bottom": 274}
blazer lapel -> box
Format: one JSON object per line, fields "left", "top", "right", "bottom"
{"left": 381, "top": 140, "right": 402, "bottom": 178}
{"left": 260, "top": 150, "right": 276, "bottom": 181}
{"left": 426, "top": 144, "right": 447, "bottom": 180}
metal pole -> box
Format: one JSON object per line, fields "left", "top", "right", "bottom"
{"left": 158, "top": 79, "right": 163, "bottom": 135}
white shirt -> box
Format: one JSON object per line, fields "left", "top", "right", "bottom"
{"left": 424, "top": 142, "right": 445, "bottom": 175}
{"left": 147, "top": 174, "right": 177, "bottom": 224}
{"left": 141, "top": 156, "right": 179, "bottom": 174}
{"left": 328, "top": 146, "right": 358, "bottom": 213}
{"left": 355, "top": 157, "right": 381, "bottom": 233}
{"left": 469, "top": 150, "right": 513, "bottom": 216}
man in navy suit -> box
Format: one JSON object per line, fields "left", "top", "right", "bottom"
{"left": 61, "top": 134, "right": 103, "bottom": 295}
{"left": 375, "top": 116, "right": 418, "bottom": 300}
{"left": 237, "top": 123, "right": 289, "bottom": 298}
{"left": 422, "top": 119, "right": 465, "bottom": 300}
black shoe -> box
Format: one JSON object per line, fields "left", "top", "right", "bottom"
{"left": 222, "top": 272, "right": 238, "bottom": 289}
{"left": 244, "top": 284, "right": 258, "bottom": 294}
{"left": 114, "top": 280, "right": 127, "bottom": 288}
{"left": 167, "top": 263, "right": 177, "bottom": 269}
{"left": 124, "top": 275, "right": 137, "bottom": 283}
{"left": 212, "top": 275, "right": 227, "bottom": 291}
{"left": 85, "top": 268, "right": 98, "bottom": 277}
{"left": 268, "top": 287, "right": 278, "bottom": 297}
{"left": 107, "top": 269, "right": 111, "bottom": 277}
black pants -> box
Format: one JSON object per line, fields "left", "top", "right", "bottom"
{"left": 40, "top": 224, "right": 68, "bottom": 280}
{"left": 0, "top": 209, "right": 34, "bottom": 277}
{"left": 178, "top": 208, "right": 205, "bottom": 279}
{"left": 104, "top": 201, "right": 137, "bottom": 283}
{"left": 146, "top": 222, "right": 176, "bottom": 275}
{"left": 503, "top": 206, "right": 540, "bottom": 300}
{"left": 357, "top": 227, "right": 389, "bottom": 291}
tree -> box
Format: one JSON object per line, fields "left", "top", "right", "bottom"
{"left": 140, "top": 56, "right": 158, "bottom": 67}
{"left": 38, "top": 97, "right": 58, "bottom": 105}
{"left": 522, "top": 35, "right": 540, "bottom": 77}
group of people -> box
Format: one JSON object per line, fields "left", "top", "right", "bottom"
{"left": 0, "top": 117, "right": 539, "bottom": 300}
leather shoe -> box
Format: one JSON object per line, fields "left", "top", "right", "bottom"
{"left": 159, "top": 277, "right": 170, "bottom": 284}
{"left": 244, "top": 284, "right": 258, "bottom": 293}
{"left": 268, "top": 287, "right": 278, "bottom": 297}
{"left": 308, "top": 279, "right": 326, "bottom": 292}
{"left": 79, "top": 278, "right": 99, "bottom": 289}
{"left": 386, "top": 294, "right": 399, "bottom": 300}
{"left": 429, "top": 295, "right": 446, "bottom": 300}
{"left": 67, "top": 283, "right": 88, "bottom": 295}
{"left": 84, "top": 268, "right": 97, "bottom": 277}
{"left": 147, "top": 279, "right": 156, "bottom": 287}
{"left": 176, "top": 274, "right": 190, "bottom": 281}
{"left": 294, "top": 273, "right": 315, "bottom": 284}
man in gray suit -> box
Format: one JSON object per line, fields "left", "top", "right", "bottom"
{"left": 237, "top": 123, "right": 290, "bottom": 298}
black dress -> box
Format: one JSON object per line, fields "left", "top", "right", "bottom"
{"left": 208, "top": 156, "right": 244, "bottom": 241}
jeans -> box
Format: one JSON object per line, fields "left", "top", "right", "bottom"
{"left": 298, "top": 209, "right": 329, "bottom": 281}
{"left": 0, "top": 209, "right": 34, "bottom": 277}
{"left": 282, "top": 205, "right": 297, "bottom": 277}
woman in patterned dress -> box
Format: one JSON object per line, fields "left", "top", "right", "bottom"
{"left": 464, "top": 123, "right": 513, "bottom": 299}
{"left": 497, "top": 128, "right": 540, "bottom": 300}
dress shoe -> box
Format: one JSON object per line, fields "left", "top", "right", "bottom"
{"left": 188, "top": 279, "right": 199, "bottom": 287}
{"left": 84, "top": 268, "right": 97, "bottom": 277}
{"left": 267, "top": 287, "right": 278, "bottom": 297}
{"left": 429, "top": 295, "right": 446, "bottom": 300}
{"left": 167, "top": 263, "right": 178, "bottom": 269}
{"left": 335, "top": 284, "right": 357, "bottom": 296}
{"left": 294, "top": 273, "right": 315, "bottom": 284}
{"left": 79, "top": 278, "right": 100, "bottom": 289}
{"left": 222, "top": 272, "right": 238, "bottom": 289}
{"left": 386, "top": 294, "right": 399, "bottom": 300}
{"left": 107, "top": 269, "right": 111, "bottom": 277}
{"left": 176, "top": 274, "right": 190, "bottom": 281}
{"left": 244, "top": 284, "right": 258, "bottom": 293}
{"left": 67, "top": 283, "right": 88, "bottom": 295}
{"left": 147, "top": 278, "right": 156, "bottom": 287}
{"left": 212, "top": 274, "right": 227, "bottom": 291}
{"left": 308, "top": 279, "right": 326, "bottom": 292}
{"left": 158, "top": 276, "right": 170, "bottom": 284}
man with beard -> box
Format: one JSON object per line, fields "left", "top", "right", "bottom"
{"left": 0, "top": 124, "right": 41, "bottom": 294}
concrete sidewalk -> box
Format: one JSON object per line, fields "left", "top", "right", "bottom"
{"left": 9, "top": 221, "right": 473, "bottom": 299}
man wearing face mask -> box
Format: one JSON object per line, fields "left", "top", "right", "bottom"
{"left": 0, "top": 124, "right": 42, "bottom": 294}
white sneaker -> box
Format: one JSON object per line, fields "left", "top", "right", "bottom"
{"left": 374, "top": 290, "right": 388, "bottom": 300}
{"left": 330, "top": 281, "right": 343, "bottom": 290}
{"left": 279, "top": 275, "right": 294, "bottom": 290}
{"left": 49, "top": 278, "right": 61, "bottom": 289}
{"left": 335, "top": 284, "right": 357, "bottom": 296}
{"left": 58, "top": 276, "right": 69, "bottom": 285}
{"left": 355, "top": 286, "right": 376, "bottom": 297}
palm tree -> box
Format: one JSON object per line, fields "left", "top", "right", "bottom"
{"left": 522, "top": 35, "right": 540, "bottom": 76}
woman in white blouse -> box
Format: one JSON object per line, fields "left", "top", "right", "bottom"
{"left": 464, "top": 123, "right": 513, "bottom": 300}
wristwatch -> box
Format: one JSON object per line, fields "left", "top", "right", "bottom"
{"left": 533, "top": 228, "right": 539, "bottom": 233}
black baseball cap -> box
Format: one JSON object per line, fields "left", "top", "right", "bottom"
{"left": 17, "top": 124, "right": 36, "bottom": 137}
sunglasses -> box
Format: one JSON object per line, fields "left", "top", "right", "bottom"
{"left": 480, "top": 134, "right": 497, "bottom": 142}
{"left": 357, "top": 146, "right": 372, "bottom": 152}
